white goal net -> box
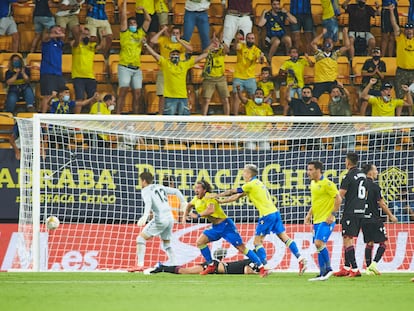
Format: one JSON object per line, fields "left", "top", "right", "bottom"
{"left": 12, "top": 115, "right": 414, "bottom": 272}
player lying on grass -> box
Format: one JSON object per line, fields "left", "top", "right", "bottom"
{"left": 183, "top": 180, "right": 269, "bottom": 277}
{"left": 144, "top": 248, "right": 258, "bottom": 275}
{"left": 209, "top": 164, "right": 307, "bottom": 275}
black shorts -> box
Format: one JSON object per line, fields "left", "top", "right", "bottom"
{"left": 136, "top": 13, "right": 159, "bottom": 33}
{"left": 312, "top": 81, "right": 337, "bottom": 99}
{"left": 381, "top": 7, "right": 399, "bottom": 33}
{"left": 40, "top": 74, "right": 66, "bottom": 96}
{"left": 361, "top": 220, "right": 387, "bottom": 243}
{"left": 73, "top": 78, "right": 97, "bottom": 100}
{"left": 341, "top": 214, "right": 363, "bottom": 237}
{"left": 224, "top": 259, "right": 252, "bottom": 274}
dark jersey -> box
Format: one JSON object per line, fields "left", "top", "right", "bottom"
{"left": 364, "top": 177, "right": 384, "bottom": 223}
{"left": 223, "top": 259, "right": 253, "bottom": 274}
{"left": 340, "top": 166, "right": 367, "bottom": 217}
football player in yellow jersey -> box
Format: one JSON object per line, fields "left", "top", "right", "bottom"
{"left": 183, "top": 180, "right": 268, "bottom": 277}
{"left": 304, "top": 161, "right": 342, "bottom": 281}
{"left": 210, "top": 164, "right": 307, "bottom": 275}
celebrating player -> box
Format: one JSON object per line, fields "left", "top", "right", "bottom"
{"left": 305, "top": 161, "right": 342, "bottom": 281}
{"left": 144, "top": 248, "right": 258, "bottom": 275}
{"left": 361, "top": 163, "right": 398, "bottom": 275}
{"left": 183, "top": 180, "right": 268, "bottom": 277}
{"left": 209, "top": 164, "right": 307, "bottom": 275}
{"left": 128, "top": 172, "right": 187, "bottom": 272}
{"left": 334, "top": 152, "right": 366, "bottom": 277}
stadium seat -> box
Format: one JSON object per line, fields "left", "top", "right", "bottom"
{"left": 0, "top": 35, "right": 13, "bottom": 52}
{"left": 0, "top": 112, "right": 14, "bottom": 143}
{"left": 337, "top": 56, "right": 351, "bottom": 85}
{"left": 0, "top": 83, "right": 7, "bottom": 110}
{"left": 93, "top": 54, "right": 108, "bottom": 83}
{"left": 18, "top": 23, "right": 36, "bottom": 53}
{"left": 382, "top": 57, "right": 397, "bottom": 78}
{"left": 191, "top": 59, "right": 205, "bottom": 84}
{"left": 141, "top": 55, "right": 159, "bottom": 84}
{"left": 355, "top": 134, "right": 369, "bottom": 151}
{"left": 352, "top": 56, "right": 370, "bottom": 85}
{"left": 209, "top": 3, "right": 224, "bottom": 25}
{"left": 12, "top": 2, "right": 34, "bottom": 24}
{"left": 143, "top": 84, "right": 159, "bottom": 114}
{"left": 26, "top": 53, "right": 42, "bottom": 82}
{"left": 173, "top": 3, "right": 185, "bottom": 24}
{"left": 164, "top": 143, "right": 188, "bottom": 150}
{"left": 62, "top": 54, "right": 73, "bottom": 79}
{"left": 136, "top": 144, "right": 161, "bottom": 151}
{"left": 224, "top": 55, "right": 237, "bottom": 83}
{"left": 16, "top": 112, "right": 35, "bottom": 118}
{"left": 318, "top": 93, "right": 331, "bottom": 115}
{"left": 108, "top": 54, "right": 120, "bottom": 83}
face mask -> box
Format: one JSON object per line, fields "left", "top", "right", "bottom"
{"left": 358, "top": 1, "right": 366, "bottom": 8}
{"left": 171, "top": 35, "right": 178, "bottom": 43}
{"left": 171, "top": 56, "right": 179, "bottom": 64}
{"left": 108, "top": 104, "right": 115, "bottom": 111}
{"left": 129, "top": 26, "right": 137, "bottom": 33}
{"left": 373, "top": 55, "right": 380, "bottom": 61}
{"left": 332, "top": 96, "right": 341, "bottom": 102}
{"left": 290, "top": 57, "right": 298, "bottom": 62}
{"left": 82, "top": 37, "right": 90, "bottom": 45}
{"left": 13, "top": 60, "right": 21, "bottom": 68}
{"left": 302, "top": 96, "right": 311, "bottom": 102}
{"left": 63, "top": 95, "right": 70, "bottom": 102}
{"left": 246, "top": 41, "right": 254, "bottom": 48}
{"left": 382, "top": 95, "right": 390, "bottom": 102}
{"left": 254, "top": 97, "right": 263, "bottom": 104}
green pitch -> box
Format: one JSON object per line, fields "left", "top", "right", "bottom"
{"left": 1, "top": 272, "right": 412, "bottom": 311}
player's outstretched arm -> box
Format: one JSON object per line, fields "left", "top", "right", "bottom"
{"left": 218, "top": 193, "right": 245, "bottom": 204}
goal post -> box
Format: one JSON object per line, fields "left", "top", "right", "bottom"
{"left": 12, "top": 114, "right": 414, "bottom": 272}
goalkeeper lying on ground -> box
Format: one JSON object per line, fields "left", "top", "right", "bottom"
{"left": 144, "top": 248, "right": 258, "bottom": 275}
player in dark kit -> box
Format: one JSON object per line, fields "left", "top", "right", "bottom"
{"left": 361, "top": 163, "right": 398, "bottom": 275}
{"left": 335, "top": 152, "right": 366, "bottom": 277}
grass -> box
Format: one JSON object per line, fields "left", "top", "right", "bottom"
{"left": 0, "top": 272, "right": 413, "bottom": 311}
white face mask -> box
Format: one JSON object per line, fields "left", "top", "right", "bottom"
{"left": 383, "top": 95, "right": 390, "bottom": 102}
{"left": 108, "top": 104, "right": 115, "bottom": 111}
{"left": 254, "top": 98, "right": 263, "bottom": 104}
{"left": 332, "top": 96, "right": 341, "bottom": 102}
{"left": 171, "top": 35, "right": 178, "bottom": 43}
{"left": 62, "top": 95, "right": 70, "bottom": 102}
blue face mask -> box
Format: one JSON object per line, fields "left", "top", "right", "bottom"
{"left": 129, "top": 26, "right": 137, "bottom": 33}
{"left": 13, "top": 60, "right": 21, "bottom": 68}
{"left": 63, "top": 95, "right": 70, "bottom": 102}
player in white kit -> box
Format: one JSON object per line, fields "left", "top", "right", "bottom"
{"left": 128, "top": 172, "right": 187, "bottom": 272}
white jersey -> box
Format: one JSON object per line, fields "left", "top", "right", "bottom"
{"left": 141, "top": 184, "right": 185, "bottom": 223}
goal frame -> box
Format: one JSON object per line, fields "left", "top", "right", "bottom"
{"left": 26, "top": 114, "right": 414, "bottom": 271}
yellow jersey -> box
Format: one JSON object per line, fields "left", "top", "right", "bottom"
{"left": 314, "top": 49, "right": 341, "bottom": 83}
{"left": 72, "top": 42, "right": 96, "bottom": 79}
{"left": 190, "top": 192, "right": 227, "bottom": 219}
{"left": 158, "top": 56, "right": 195, "bottom": 98}
{"left": 280, "top": 57, "right": 309, "bottom": 88}
{"left": 89, "top": 101, "right": 111, "bottom": 141}
{"left": 245, "top": 99, "right": 273, "bottom": 132}
{"left": 158, "top": 35, "right": 187, "bottom": 59}
{"left": 396, "top": 33, "right": 414, "bottom": 69}
{"left": 203, "top": 48, "right": 226, "bottom": 78}
{"left": 321, "top": 0, "right": 336, "bottom": 19}
{"left": 155, "top": 0, "right": 168, "bottom": 13}
{"left": 257, "top": 80, "right": 274, "bottom": 97}
{"left": 310, "top": 177, "right": 339, "bottom": 224}
{"left": 136, "top": 0, "right": 155, "bottom": 14}
{"left": 120, "top": 28, "right": 146, "bottom": 67}
{"left": 368, "top": 96, "right": 404, "bottom": 117}
{"left": 234, "top": 43, "right": 262, "bottom": 80}
{"left": 241, "top": 177, "right": 277, "bottom": 217}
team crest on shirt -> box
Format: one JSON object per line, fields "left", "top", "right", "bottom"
{"left": 346, "top": 220, "right": 351, "bottom": 225}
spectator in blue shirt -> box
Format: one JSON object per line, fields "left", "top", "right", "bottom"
{"left": 40, "top": 25, "right": 66, "bottom": 113}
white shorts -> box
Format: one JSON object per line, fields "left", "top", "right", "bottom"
{"left": 0, "top": 16, "right": 17, "bottom": 35}
{"left": 142, "top": 218, "right": 174, "bottom": 240}
{"left": 222, "top": 15, "right": 252, "bottom": 47}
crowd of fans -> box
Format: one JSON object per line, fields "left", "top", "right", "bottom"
{"left": 1, "top": 0, "right": 414, "bottom": 120}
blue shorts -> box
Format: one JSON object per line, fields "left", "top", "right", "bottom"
{"left": 203, "top": 218, "right": 243, "bottom": 247}
{"left": 313, "top": 222, "right": 335, "bottom": 243}
{"left": 256, "top": 211, "right": 286, "bottom": 236}
{"left": 232, "top": 78, "right": 257, "bottom": 96}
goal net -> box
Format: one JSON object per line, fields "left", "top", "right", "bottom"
{"left": 12, "top": 115, "right": 414, "bottom": 272}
